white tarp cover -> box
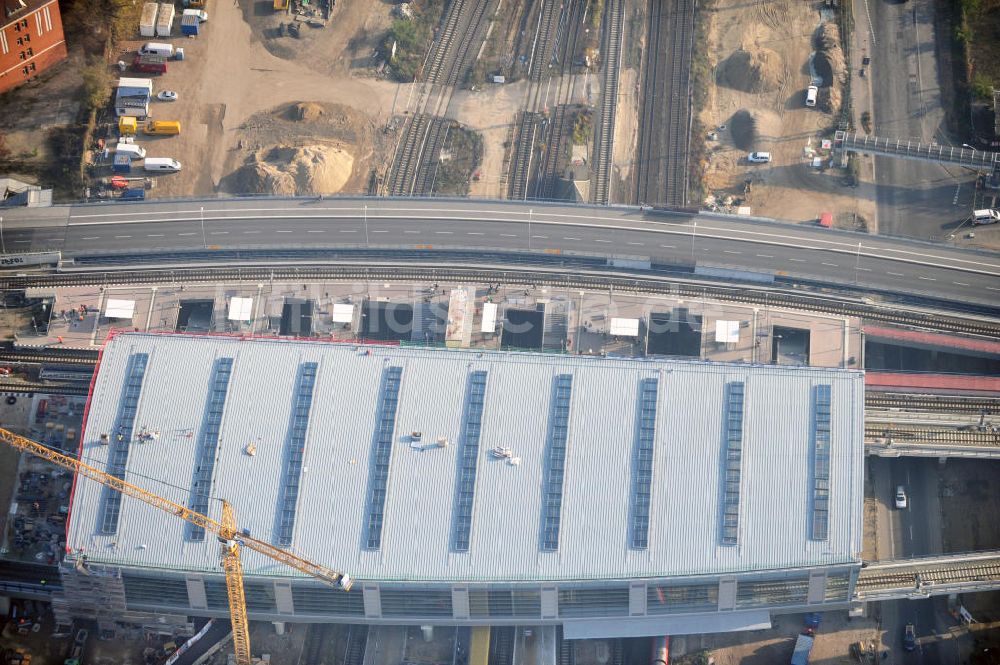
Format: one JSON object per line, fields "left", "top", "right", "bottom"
{"left": 609, "top": 317, "right": 640, "bottom": 337}
{"left": 331, "top": 303, "right": 354, "bottom": 323}
{"left": 715, "top": 320, "right": 740, "bottom": 344}
{"left": 481, "top": 302, "right": 498, "bottom": 333}
{"left": 227, "top": 297, "right": 253, "bottom": 322}
{"left": 104, "top": 299, "right": 136, "bottom": 319}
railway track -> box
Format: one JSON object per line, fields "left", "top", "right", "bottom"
{"left": 508, "top": 112, "right": 539, "bottom": 200}
{"left": 856, "top": 559, "right": 1000, "bottom": 593}
{"left": 343, "top": 624, "right": 369, "bottom": 665}
{"left": 302, "top": 624, "right": 330, "bottom": 665}
{"left": 533, "top": 0, "right": 586, "bottom": 200}
{"left": 528, "top": 0, "right": 561, "bottom": 84}
{"left": 0, "top": 380, "right": 89, "bottom": 396}
{"left": 865, "top": 392, "right": 1000, "bottom": 414}
{"left": 591, "top": 0, "right": 624, "bottom": 205}
{"left": 3, "top": 264, "right": 998, "bottom": 338}
{"left": 557, "top": 627, "right": 574, "bottom": 665}
{"left": 864, "top": 425, "right": 1000, "bottom": 447}
{"left": 386, "top": 0, "right": 495, "bottom": 196}
{"left": 634, "top": 0, "right": 694, "bottom": 207}
{"left": 0, "top": 348, "right": 99, "bottom": 365}
{"left": 488, "top": 627, "right": 514, "bottom": 665}
{"left": 412, "top": 118, "right": 450, "bottom": 197}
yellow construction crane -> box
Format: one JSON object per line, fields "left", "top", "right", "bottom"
{"left": 0, "top": 426, "right": 353, "bottom": 665}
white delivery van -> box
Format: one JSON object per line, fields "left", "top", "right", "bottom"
{"left": 972, "top": 209, "right": 1000, "bottom": 225}
{"left": 143, "top": 157, "right": 182, "bottom": 172}
{"left": 805, "top": 85, "right": 818, "bottom": 107}
{"left": 139, "top": 42, "right": 174, "bottom": 57}
{"left": 115, "top": 143, "right": 146, "bottom": 160}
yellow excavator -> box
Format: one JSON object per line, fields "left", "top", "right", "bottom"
{"left": 0, "top": 426, "right": 352, "bottom": 665}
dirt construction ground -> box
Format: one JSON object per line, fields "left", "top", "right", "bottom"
{"left": 699, "top": 0, "right": 876, "bottom": 229}
{"left": 110, "top": 0, "right": 409, "bottom": 197}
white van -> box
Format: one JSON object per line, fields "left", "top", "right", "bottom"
{"left": 143, "top": 157, "right": 182, "bottom": 172}
{"left": 972, "top": 208, "right": 1000, "bottom": 225}
{"left": 805, "top": 85, "right": 818, "bottom": 107}
{"left": 139, "top": 42, "right": 174, "bottom": 57}
{"left": 115, "top": 143, "right": 146, "bottom": 160}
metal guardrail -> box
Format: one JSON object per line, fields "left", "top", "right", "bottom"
{"left": 834, "top": 131, "right": 1000, "bottom": 170}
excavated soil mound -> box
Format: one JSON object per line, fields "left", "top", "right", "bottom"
{"left": 289, "top": 102, "right": 324, "bottom": 122}
{"left": 229, "top": 144, "right": 354, "bottom": 196}
{"left": 814, "top": 23, "right": 845, "bottom": 87}
{"left": 729, "top": 109, "right": 758, "bottom": 150}
{"left": 721, "top": 47, "right": 783, "bottom": 93}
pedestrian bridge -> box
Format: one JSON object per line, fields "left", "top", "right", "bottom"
{"left": 834, "top": 131, "right": 1000, "bottom": 170}
{"left": 855, "top": 550, "right": 1000, "bottom": 601}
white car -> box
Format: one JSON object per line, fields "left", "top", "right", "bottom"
{"left": 157, "top": 90, "right": 178, "bottom": 102}
{"left": 747, "top": 152, "right": 772, "bottom": 163}
{"left": 895, "top": 485, "right": 907, "bottom": 509}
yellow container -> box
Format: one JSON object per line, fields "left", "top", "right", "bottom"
{"left": 118, "top": 116, "right": 138, "bottom": 135}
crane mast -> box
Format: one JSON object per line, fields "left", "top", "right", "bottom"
{"left": 0, "top": 426, "right": 353, "bottom": 665}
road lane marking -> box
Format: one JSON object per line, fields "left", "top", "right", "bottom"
{"left": 857, "top": 267, "right": 872, "bottom": 272}
{"left": 210, "top": 231, "right": 229, "bottom": 235}
{"left": 594, "top": 239, "right": 612, "bottom": 244}
{"left": 918, "top": 276, "right": 936, "bottom": 281}
{"left": 533, "top": 235, "right": 549, "bottom": 239}
{"left": 953, "top": 281, "right": 969, "bottom": 286}
{"left": 178, "top": 232, "right": 197, "bottom": 236}
{"left": 275, "top": 230, "right": 293, "bottom": 233}
{"left": 756, "top": 254, "right": 773, "bottom": 258}
{"left": 81, "top": 236, "right": 100, "bottom": 240}
{"left": 724, "top": 250, "right": 740, "bottom": 254}
{"left": 564, "top": 236, "right": 580, "bottom": 241}
{"left": 435, "top": 231, "right": 454, "bottom": 235}
{"left": 987, "top": 287, "right": 1000, "bottom": 291}
{"left": 628, "top": 242, "right": 644, "bottom": 246}
{"left": 789, "top": 258, "right": 806, "bottom": 262}
{"left": 499, "top": 233, "right": 517, "bottom": 237}
{"left": 307, "top": 230, "right": 325, "bottom": 233}
{"left": 659, "top": 244, "right": 675, "bottom": 248}
{"left": 243, "top": 231, "right": 261, "bottom": 234}
{"left": 338, "top": 230, "right": 357, "bottom": 233}
{"left": 467, "top": 232, "right": 484, "bottom": 235}
{"left": 821, "top": 262, "right": 838, "bottom": 267}
{"left": 371, "top": 230, "right": 388, "bottom": 233}
{"left": 147, "top": 234, "right": 164, "bottom": 237}
{"left": 13, "top": 240, "right": 30, "bottom": 243}
{"left": 114, "top": 235, "right": 132, "bottom": 238}
{"left": 887, "top": 272, "right": 904, "bottom": 276}
{"left": 403, "top": 230, "right": 420, "bottom": 234}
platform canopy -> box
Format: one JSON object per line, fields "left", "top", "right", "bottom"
{"left": 331, "top": 303, "right": 354, "bottom": 323}
{"left": 227, "top": 297, "right": 253, "bottom": 322}
{"left": 610, "top": 317, "right": 640, "bottom": 337}
{"left": 104, "top": 299, "right": 135, "bottom": 319}
{"left": 715, "top": 320, "right": 740, "bottom": 344}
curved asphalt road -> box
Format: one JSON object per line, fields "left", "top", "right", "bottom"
{"left": 3, "top": 198, "right": 999, "bottom": 306}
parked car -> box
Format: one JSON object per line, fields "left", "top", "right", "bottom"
{"left": 895, "top": 485, "right": 908, "bottom": 509}
{"left": 903, "top": 624, "right": 916, "bottom": 651}
{"left": 747, "top": 152, "right": 772, "bottom": 163}
{"left": 157, "top": 90, "right": 178, "bottom": 102}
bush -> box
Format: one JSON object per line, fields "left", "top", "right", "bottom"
{"left": 971, "top": 73, "right": 994, "bottom": 100}
{"left": 860, "top": 110, "right": 872, "bottom": 133}
{"left": 80, "top": 61, "right": 111, "bottom": 112}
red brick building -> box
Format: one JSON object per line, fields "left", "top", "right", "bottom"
{"left": 0, "top": 0, "right": 67, "bottom": 94}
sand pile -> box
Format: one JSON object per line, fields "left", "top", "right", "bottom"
{"left": 814, "top": 23, "right": 845, "bottom": 87}
{"left": 289, "top": 102, "right": 324, "bottom": 121}
{"left": 721, "top": 47, "right": 783, "bottom": 93}
{"left": 230, "top": 144, "right": 354, "bottom": 195}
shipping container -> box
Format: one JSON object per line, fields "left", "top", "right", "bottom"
{"left": 112, "top": 154, "right": 132, "bottom": 173}
{"left": 139, "top": 2, "right": 158, "bottom": 37}
{"left": 132, "top": 54, "right": 167, "bottom": 74}
{"left": 155, "top": 3, "right": 174, "bottom": 37}
{"left": 120, "top": 188, "right": 146, "bottom": 200}
{"left": 180, "top": 14, "right": 200, "bottom": 36}
{"left": 144, "top": 120, "right": 181, "bottom": 135}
